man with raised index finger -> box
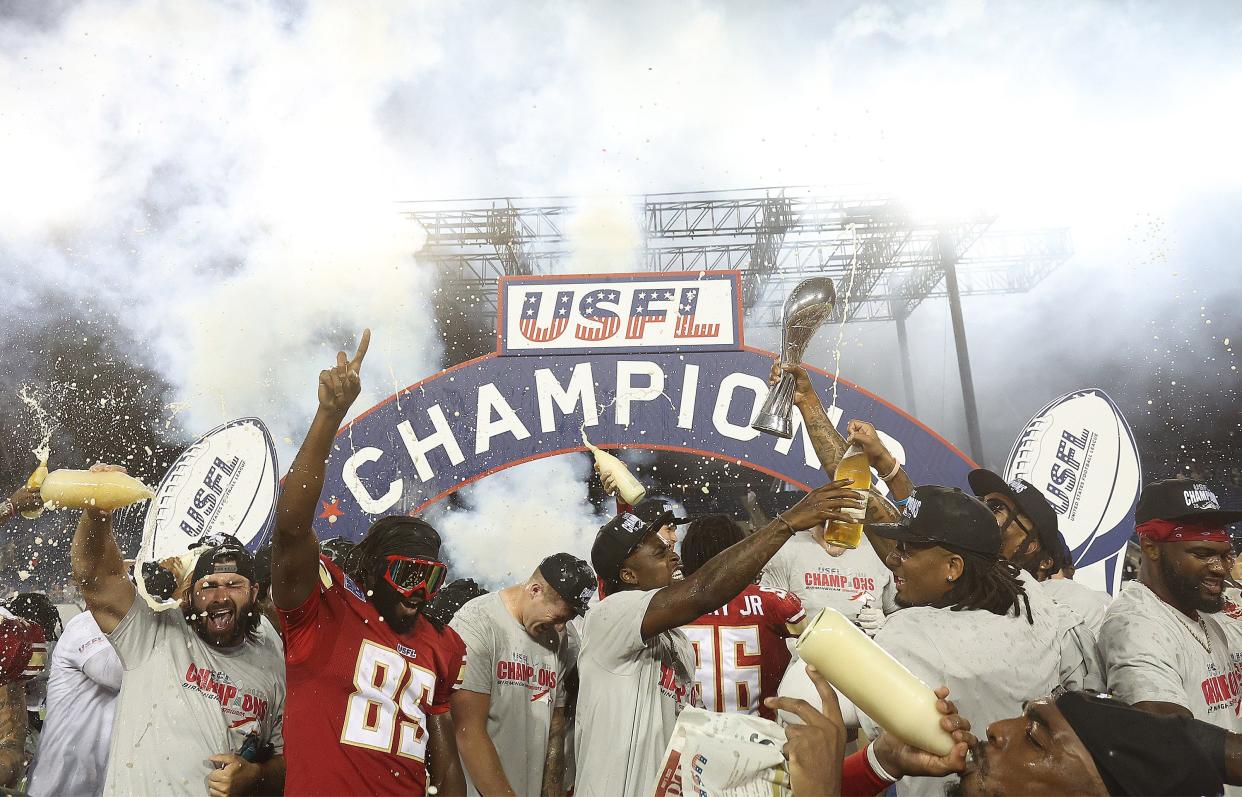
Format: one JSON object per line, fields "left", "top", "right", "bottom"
{"left": 573, "top": 478, "right": 863, "bottom": 797}
{"left": 272, "top": 330, "right": 468, "bottom": 797}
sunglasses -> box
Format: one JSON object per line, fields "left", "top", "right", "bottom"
{"left": 382, "top": 555, "right": 447, "bottom": 600}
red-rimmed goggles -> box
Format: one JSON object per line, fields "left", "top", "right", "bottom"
{"left": 382, "top": 555, "right": 447, "bottom": 600}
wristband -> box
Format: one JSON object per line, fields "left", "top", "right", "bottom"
{"left": 866, "top": 741, "right": 900, "bottom": 783}
{"left": 892, "top": 496, "right": 910, "bottom": 508}
{"left": 774, "top": 515, "right": 796, "bottom": 535}
{"left": 880, "top": 458, "right": 902, "bottom": 482}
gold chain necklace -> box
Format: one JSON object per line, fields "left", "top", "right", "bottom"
{"left": 1174, "top": 612, "right": 1213, "bottom": 654}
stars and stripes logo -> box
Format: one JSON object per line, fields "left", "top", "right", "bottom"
{"left": 575, "top": 288, "right": 621, "bottom": 341}
{"left": 518, "top": 290, "right": 572, "bottom": 343}
{"left": 674, "top": 287, "right": 721, "bottom": 339}
{"left": 627, "top": 288, "right": 675, "bottom": 339}
{"left": 501, "top": 274, "right": 740, "bottom": 353}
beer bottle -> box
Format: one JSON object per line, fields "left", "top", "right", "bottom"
{"left": 823, "top": 443, "right": 871, "bottom": 548}
{"left": 20, "top": 454, "right": 49, "bottom": 520}
{"left": 582, "top": 434, "right": 647, "bottom": 505}
{"left": 40, "top": 469, "right": 155, "bottom": 511}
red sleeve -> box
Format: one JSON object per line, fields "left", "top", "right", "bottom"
{"left": 0, "top": 617, "right": 46, "bottom": 685}
{"left": 760, "top": 585, "right": 806, "bottom": 634}
{"left": 841, "top": 746, "right": 891, "bottom": 797}
{"left": 426, "top": 624, "right": 466, "bottom": 716}
{"left": 277, "top": 556, "right": 333, "bottom": 664}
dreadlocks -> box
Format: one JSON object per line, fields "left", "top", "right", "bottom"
{"left": 344, "top": 515, "right": 442, "bottom": 587}
{"left": 941, "top": 550, "right": 1033, "bottom": 623}
{"left": 680, "top": 514, "right": 746, "bottom": 576}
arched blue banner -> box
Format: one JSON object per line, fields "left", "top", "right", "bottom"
{"left": 311, "top": 347, "right": 975, "bottom": 541}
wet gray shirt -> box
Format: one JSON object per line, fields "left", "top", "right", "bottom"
{"left": 102, "top": 597, "right": 285, "bottom": 796}
{"left": 762, "top": 532, "right": 897, "bottom": 619}
{"left": 451, "top": 593, "right": 574, "bottom": 796}
{"left": 573, "top": 589, "right": 698, "bottom": 797}
{"left": 861, "top": 574, "right": 1100, "bottom": 797}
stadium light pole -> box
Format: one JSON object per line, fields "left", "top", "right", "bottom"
{"left": 938, "top": 228, "right": 986, "bottom": 466}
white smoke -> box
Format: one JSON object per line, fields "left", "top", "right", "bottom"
{"left": 429, "top": 455, "right": 604, "bottom": 590}
{"left": 0, "top": 1, "right": 443, "bottom": 461}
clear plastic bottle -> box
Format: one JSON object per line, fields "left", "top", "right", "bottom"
{"left": 823, "top": 443, "right": 871, "bottom": 548}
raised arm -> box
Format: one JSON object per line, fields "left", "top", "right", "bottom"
{"left": 271, "top": 329, "right": 369, "bottom": 611}
{"left": 70, "top": 465, "right": 136, "bottom": 634}
{"left": 771, "top": 362, "right": 849, "bottom": 474}
{"left": 640, "top": 479, "right": 862, "bottom": 640}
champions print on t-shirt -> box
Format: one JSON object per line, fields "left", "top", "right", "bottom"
{"left": 182, "top": 661, "right": 271, "bottom": 728}
{"left": 495, "top": 651, "right": 559, "bottom": 704}
{"left": 803, "top": 566, "right": 879, "bottom": 598}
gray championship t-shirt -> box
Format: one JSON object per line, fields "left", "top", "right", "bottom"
{"left": 573, "top": 589, "right": 698, "bottom": 797}
{"left": 451, "top": 593, "right": 575, "bottom": 796}
{"left": 861, "top": 575, "right": 1100, "bottom": 797}
{"left": 103, "top": 597, "right": 285, "bottom": 796}
{"left": 1100, "top": 580, "right": 1242, "bottom": 727}
{"left": 762, "top": 531, "right": 897, "bottom": 620}
{"left": 1039, "top": 577, "right": 1111, "bottom": 638}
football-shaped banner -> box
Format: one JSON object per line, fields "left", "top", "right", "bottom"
{"left": 310, "top": 348, "right": 976, "bottom": 541}
{"left": 140, "top": 417, "right": 280, "bottom": 560}
{"left": 1005, "top": 389, "right": 1141, "bottom": 595}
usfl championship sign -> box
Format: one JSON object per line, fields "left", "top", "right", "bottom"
{"left": 312, "top": 271, "right": 975, "bottom": 537}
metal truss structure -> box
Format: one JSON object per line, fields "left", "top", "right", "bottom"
{"left": 402, "top": 187, "right": 1072, "bottom": 328}
{"left": 405, "top": 186, "right": 1074, "bottom": 463}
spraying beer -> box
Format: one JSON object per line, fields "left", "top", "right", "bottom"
{"left": 40, "top": 469, "right": 154, "bottom": 511}
{"left": 823, "top": 443, "right": 870, "bottom": 548}
{"left": 582, "top": 432, "right": 647, "bottom": 505}
{"left": 20, "top": 452, "right": 49, "bottom": 520}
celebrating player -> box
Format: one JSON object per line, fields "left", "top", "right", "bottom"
{"left": 574, "top": 478, "right": 863, "bottom": 797}
{"left": 271, "top": 329, "right": 468, "bottom": 797}
{"left": 967, "top": 469, "right": 1110, "bottom": 634}
{"left": 1098, "top": 478, "right": 1242, "bottom": 728}
{"left": 679, "top": 514, "right": 805, "bottom": 718}
{"left": 70, "top": 468, "right": 286, "bottom": 796}
{"left": 860, "top": 485, "right": 1101, "bottom": 797}
{"left": 450, "top": 553, "right": 594, "bottom": 796}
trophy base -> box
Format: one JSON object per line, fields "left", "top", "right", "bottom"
{"left": 751, "top": 412, "right": 793, "bottom": 439}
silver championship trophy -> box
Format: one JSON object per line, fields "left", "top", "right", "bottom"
{"left": 751, "top": 277, "right": 838, "bottom": 438}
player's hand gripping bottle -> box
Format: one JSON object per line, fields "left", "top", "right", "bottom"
{"left": 823, "top": 443, "right": 870, "bottom": 548}
{"left": 20, "top": 454, "right": 49, "bottom": 520}
{"left": 796, "top": 607, "right": 954, "bottom": 755}
{"left": 583, "top": 433, "right": 647, "bottom": 505}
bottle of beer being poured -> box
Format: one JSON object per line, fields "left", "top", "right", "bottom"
{"left": 822, "top": 443, "right": 870, "bottom": 548}
{"left": 582, "top": 432, "right": 647, "bottom": 506}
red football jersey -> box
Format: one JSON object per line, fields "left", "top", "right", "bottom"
{"left": 279, "top": 555, "right": 467, "bottom": 796}
{"left": 683, "top": 583, "right": 804, "bottom": 720}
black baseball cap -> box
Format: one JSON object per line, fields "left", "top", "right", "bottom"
{"left": 538, "top": 553, "right": 597, "bottom": 616}
{"left": 866, "top": 485, "right": 1002, "bottom": 557}
{"left": 592, "top": 512, "right": 660, "bottom": 584}
{"left": 969, "top": 470, "right": 1071, "bottom": 561}
{"left": 1136, "top": 479, "right": 1242, "bottom": 526}
{"left": 191, "top": 542, "right": 257, "bottom": 585}
{"left": 632, "top": 498, "right": 691, "bottom": 529}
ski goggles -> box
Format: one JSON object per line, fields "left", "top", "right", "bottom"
{"left": 382, "top": 555, "right": 447, "bottom": 600}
